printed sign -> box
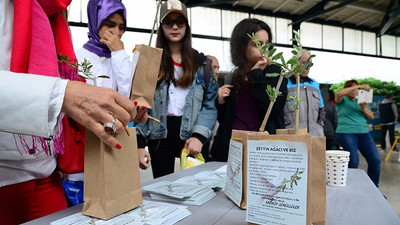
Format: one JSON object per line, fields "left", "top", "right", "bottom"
{"left": 246, "top": 140, "right": 308, "bottom": 225}
{"left": 224, "top": 139, "right": 243, "bottom": 206}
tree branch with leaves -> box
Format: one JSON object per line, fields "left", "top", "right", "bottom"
{"left": 57, "top": 53, "right": 109, "bottom": 87}
{"left": 248, "top": 30, "right": 314, "bottom": 134}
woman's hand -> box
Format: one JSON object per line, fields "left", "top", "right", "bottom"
{"left": 134, "top": 103, "right": 148, "bottom": 124}
{"left": 359, "top": 102, "right": 368, "bottom": 111}
{"left": 218, "top": 84, "right": 233, "bottom": 104}
{"left": 251, "top": 56, "right": 271, "bottom": 71}
{"left": 100, "top": 29, "right": 124, "bottom": 52}
{"left": 62, "top": 81, "right": 141, "bottom": 149}
{"left": 359, "top": 102, "right": 375, "bottom": 120}
{"left": 359, "top": 84, "right": 371, "bottom": 91}
{"left": 185, "top": 137, "right": 203, "bottom": 156}
{"left": 138, "top": 147, "right": 151, "bottom": 169}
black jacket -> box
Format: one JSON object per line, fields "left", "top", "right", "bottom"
{"left": 210, "top": 65, "right": 287, "bottom": 162}
{"left": 379, "top": 101, "right": 396, "bottom": 124}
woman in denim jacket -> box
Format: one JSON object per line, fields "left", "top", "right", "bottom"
{"left": 135, "top": 0, "right": 218, "bottom": 178}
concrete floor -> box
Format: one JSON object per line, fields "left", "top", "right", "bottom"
{"left": 139, "top": 148, "right": 400, "bottom": 217}
{"left": 364, "top": 149, "right": 400, "bottom": 217}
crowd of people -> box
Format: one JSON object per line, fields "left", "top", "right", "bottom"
{"left": 0, "top": 0, "right": 392, "bottom": 223}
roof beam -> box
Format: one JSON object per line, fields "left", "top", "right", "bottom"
{"left": 291, "top": 0, "right": 314, "bottom": 15}
{"left": 373, "top": 0, "right": 384, "bottom": 7}
{"left": 326, "top": 7, "right": 347, "bottom": 21}
{"left": 290, "top": 0, "right": 360, "bottom": 26}
{"left": 341, "top": 10, "right": 362, "bottom": 24}
{"left": 185, "top": 0, "right": 238, "bottom": 7}
{"left": 386, "top": 23, "right": 400, "bottom": 35}
{"left": 205, "top": 2, "right": 379, "bottom": 34}
{"left": 377, "top": 0, "right": 397, "bottom": 36}
{"left": 273, "top": 0, "right": 291, "bottom": 13}
{"left": 291, "top": 0, "right": 330, "bottom": 25}
{"left": 253, "top": 0, "right": 266, "bottom": 10}
{"left": 378, "top": 5, "right": 400, "bottom": 36}
{"left": 356, "top": 15, "right": 376, "bottom": 26}
{"left": 330, "top": 1, "right": 385, "bottom": 14}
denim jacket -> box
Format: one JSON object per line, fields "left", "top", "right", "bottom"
{"left": 136, "top": 61, "right": 218, "bottom": 141}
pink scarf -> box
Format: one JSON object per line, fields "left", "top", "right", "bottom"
{"left": 11, "top": 0, "right": 79, "bottom": 155}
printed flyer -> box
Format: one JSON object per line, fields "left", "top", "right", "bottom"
{"left": 142, "top": 181, "right": 207, "bottom": 199}
{"left": 50, "top": 200, "right": 191, "bottom": 225}
{"left": 246, "top": 140, "right": 308, "bottom": 225}
{"left": 224, "top": 139, "right": 243, "bottom": 206}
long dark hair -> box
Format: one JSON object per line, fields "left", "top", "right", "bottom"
{"left": 156, "top": 21, "right": 196, "bottom": 87}
{"left": 230, "top": 18, "right": 273, "bottom": 93}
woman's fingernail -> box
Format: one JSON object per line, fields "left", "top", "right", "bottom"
{"left": 142, "top": 106, "right": 147, "bottom": 110}
{"left": 116, "top": 143, "right": 122, "bottom": 149}
{"left": 134, "top": 101, "right": 138, "bottom": 106}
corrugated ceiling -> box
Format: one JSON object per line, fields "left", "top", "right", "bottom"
{"left": 182, "top": 0, "right": 400, "bottom": 37}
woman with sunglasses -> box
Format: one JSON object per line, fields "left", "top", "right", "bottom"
{"left": 135, "top": 0, "right": 218, "bottom": 177}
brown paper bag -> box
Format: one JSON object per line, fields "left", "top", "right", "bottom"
{"left": 276, "top": 129, "right": 326, "bottom": 225}
{"left": 130, "top": 44, "right": 163, "bottom": 108}
{"left": 82, "top": 127, "right": 142, "bottom": 220}
{"left": 225, "top": 129, "right": 326, "bottom": 225}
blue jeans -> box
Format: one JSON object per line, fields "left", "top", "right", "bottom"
{"left": 336, "top": 133, "right": 381, "bottom": 186}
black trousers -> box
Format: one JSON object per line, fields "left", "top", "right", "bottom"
{"left": 148, "top": 116, "right": 185, "bottom": 178}
{"left": 381, "top": 124, "right": 395, "bottom": 149}
{"left": 201, "top": 142, "right": 214, "bottom": 162}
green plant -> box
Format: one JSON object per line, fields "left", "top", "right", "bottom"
{"left": 248, "top": 30, "right": 314, "bottom": 134}
{"left": 57, "top": 53, "right": 109, "bottom": 87}
{"left": 287, "top": 95, "right": 304, "bottom": 111}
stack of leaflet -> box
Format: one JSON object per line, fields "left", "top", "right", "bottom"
{"left": 142, "top": 169, "right": 225, "bottom": 206}
{"left": 143, "top": 179, "right": 216, "bottom": 206}
{"left": 143, "top": 169, "right": 226, "bottom": 205}
{"left": 51, "top": 200, "right": 191, "bottom": 225}
{"left": 193, "top": 169, "right": 226, "bottom": 191}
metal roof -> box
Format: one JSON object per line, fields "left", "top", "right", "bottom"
{"left": 182, "top": 0, "right": 400, "bottom": 37}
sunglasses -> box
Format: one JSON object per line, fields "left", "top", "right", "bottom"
{"left": 162, "top": 19, "right": 186, "bottom": 28}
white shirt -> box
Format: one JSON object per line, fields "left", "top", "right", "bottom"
{"left": 167, "top": 62, "right": 189, "bottom": 116}
{"left": 76, "top": 48, "right": 133, "bottom": 98}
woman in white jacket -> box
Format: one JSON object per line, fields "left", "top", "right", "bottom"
{"left": 0, "top": 1, "right": 146, "bottom": 224}
{"left": 76, "top": 0, "right": 132, "bottom": 98}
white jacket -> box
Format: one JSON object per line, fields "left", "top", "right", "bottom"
{"left": 76, "top": 48, "right": 133, "bottom": 98}
{"left": 0, "top": 1, "right": 67, "bottom": 187}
